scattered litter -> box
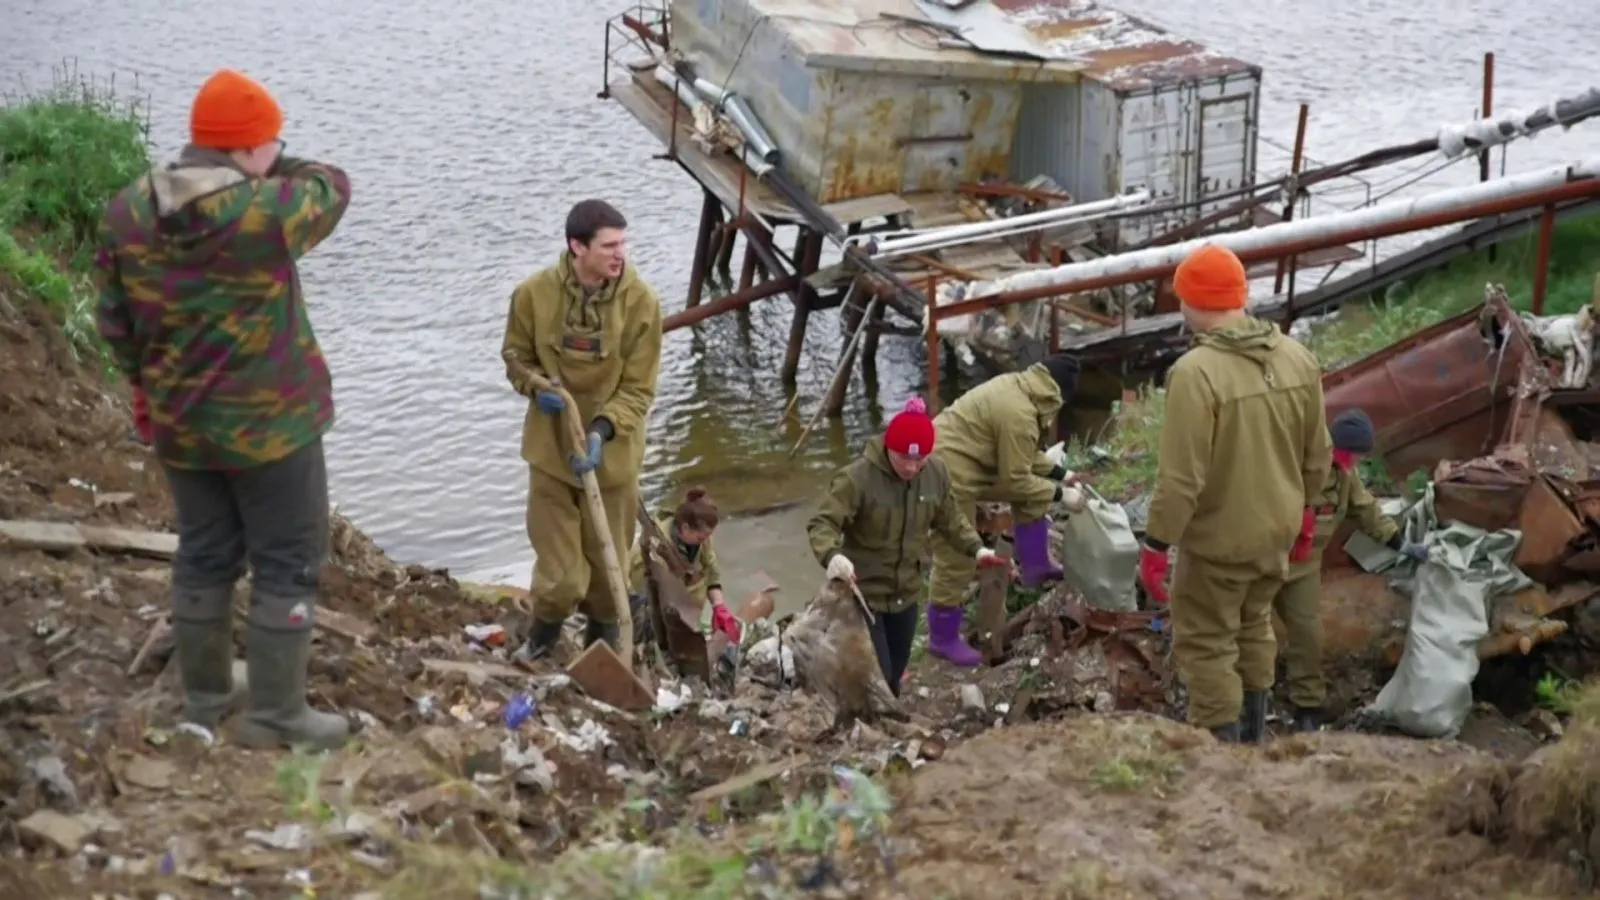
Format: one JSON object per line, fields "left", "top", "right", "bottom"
{"left": 244, "top": 823, "right": 310, "bottom": 852}
{"left": 503, "top": 693, "right": 536, "bottom": 729}
{"left": 463, "top": 623, "right": 507, "bottom": 647}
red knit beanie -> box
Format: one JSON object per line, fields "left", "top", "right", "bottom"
{"left": 884, "top": 396, "right": 935, "bottom": 459}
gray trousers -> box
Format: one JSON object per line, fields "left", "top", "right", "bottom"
{"left": 161, "top": 439, "right": 330, "bottom": 632}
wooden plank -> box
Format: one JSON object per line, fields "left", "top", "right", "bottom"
{"left": 77, "top": 525, "right": 178, "bottom": 559}
{"left": 0, "top": 521, "right": 83, "bottom": 553}
{"left": 0, "top": 520, "right": 177, "bottom": 559}
{"left": 820, "top": 193, "right": 912, "bottom": 226}
{"left": 421, "top": 658, "right": 529, "bottom": 683}
{"left": 688, "top": 754, "right": 811, "bottom": 804}
{"left": 608, "top": 79, "right": 794, "bottom": 222}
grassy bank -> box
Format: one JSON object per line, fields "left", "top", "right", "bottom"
{"left": 1073, "top": 213, "right": 1600, "bottom": 499}
{"left": 0, "top": 66, "right": 150, "bottom": 366}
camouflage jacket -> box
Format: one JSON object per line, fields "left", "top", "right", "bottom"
{"left": 94, "top": 145, "right": 351, "bottom": 470}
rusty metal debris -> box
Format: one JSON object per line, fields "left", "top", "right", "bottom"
{"left": 1320, "top": 282, "right": 1600, "bottom": 663}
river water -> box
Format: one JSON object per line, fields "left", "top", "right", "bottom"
{"left": 5, "top": 0, "right": 1596, "bottom": 606}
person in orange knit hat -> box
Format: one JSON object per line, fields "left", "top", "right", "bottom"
{"left": 94, "top": 68, "right": 354, "bottom": 752}
{"left": 1136, "top": 243, "right": 1330, "bottom": 744}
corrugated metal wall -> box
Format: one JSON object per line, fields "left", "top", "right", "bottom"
{"left": 1010, "top": 70, "right": 1261, "bottom": 248}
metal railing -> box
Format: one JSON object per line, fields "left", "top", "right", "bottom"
{"left": 599, "top": 3, "right": 671, "bottom": 99}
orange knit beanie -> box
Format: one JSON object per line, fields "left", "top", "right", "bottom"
{"left": 190, "top": 69, "right": 283, "bottom": 151}
{"left": 1173, "top": 244, "right": 1248, "bottom": 311}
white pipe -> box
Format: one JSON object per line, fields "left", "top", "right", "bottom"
{"left": 861, "top": 191, "right": 1150, "bottom": 256}
{"left": 873, "top": 205, "right": 1136, "bottom": 260}
{"left": 944, "top": 155, "right": 1600, "bottom": 303}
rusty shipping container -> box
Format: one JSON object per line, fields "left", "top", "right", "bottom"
{"left": 669, "top": 0, "right": 1262, "bottom": 215}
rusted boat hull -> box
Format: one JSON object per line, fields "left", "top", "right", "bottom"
{"left": 1318, "top": 286, "right": 1600, "bottom": 664}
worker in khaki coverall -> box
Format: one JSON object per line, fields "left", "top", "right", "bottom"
{"left": 927, "top": 356, "right": 1086, "bottom": 667}
{"left": 1137, "top": 243, "right": 1331, "bottom": 745}
{"left": 1276, "top": 408, "right": 1427, "bottom": 732}
{"left": 502, "top": 199, "right": 663, "bottom": 658}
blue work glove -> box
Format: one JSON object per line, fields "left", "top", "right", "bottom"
{"left": 535, "top": 390, "right": 566, "bottom": 415}
{"left": 1400, "top": 542, "right": 1430, "bottom": 562}
{"left": 569, "top": 430, "right": 604, "bottom": 476}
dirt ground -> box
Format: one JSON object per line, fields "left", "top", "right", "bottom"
{"left": 1, "top": 283, "right": 1597, "bottom": 898}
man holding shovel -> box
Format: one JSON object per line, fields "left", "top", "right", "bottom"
{"left": 502, "top": 199, "right": 662, "bottom": 659}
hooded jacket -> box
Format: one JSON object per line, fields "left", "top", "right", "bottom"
{"left": 931, "top": 363, "right": 1063, "bottom": 509}
{"left": 1147, "top": 317, "right": 1331, "bottom": 563}
{"left": 94, "top": 146, "right": 351, "bottom": 470}
{"left": 807, "top": 439, "right": 985, "bottom": 613}
{"left": 502, "top": 252, "right": 662, "bottom": 489}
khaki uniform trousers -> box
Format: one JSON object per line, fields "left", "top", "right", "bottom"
{"left": 1170, "top": 549, "right": 1286, "bottom": 729}
{"left": 1271, "top": 568, "right": 1325, "bottom": 708}
{"left": 527, "top": 466, "right": 638, "bottom": 626}
{"left": 927, "top": 453, "right": 1053, "bottom": 610}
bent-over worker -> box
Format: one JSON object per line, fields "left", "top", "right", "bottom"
{"left": 95, "top": 69, "right": 354, "bottom": 750}
{"left": 808, "top": 398, "right": 1010, "bottom": 692}
{"left": 1136, "top": 244, "right": 1331, "bottom": 745}
{"left": 1275, "top": 408, "right": 1426, "bottom": 732}
{"left": 629, "top": 487, "right": 742, "bottom": 642}
{"left": 926, "top": 356, "right": 1086, "bottom": 666}
{"left": 503, "top": 199, "right": 663, "bottom": 659}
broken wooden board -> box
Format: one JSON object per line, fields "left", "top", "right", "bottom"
{"left": 689, "top": 754, "right": 811, "bottom": 804}
{"left": 974, "top": 545, "right": 1014, "bottom": 664}
{"left": 566, "top": 641, "right": 653, "bottom": 712}
{"left": 0, "top": 519, "right": 177, "bottom": 559}
{"left": 420, "top": 658, "right": 530, "bottom": 684}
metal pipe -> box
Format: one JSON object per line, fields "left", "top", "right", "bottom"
{"left": 874, "top": 208, "right": 1148, "bottom": 260}
{"left": 1532, "top": 204, "right": 1556, "bottom": 315}
{"left": 857, "top": 191, "right": 1151, "bottom": 256}
{"left": 663, "top": 274, "right": 800, "bottom": 332}
{"left": 944, "top": 156, "right": 1600, "bottom": 307}
{"left": 1436, "top": 86, "right": 1600, "bottom": 160}
{"left": 1275, "top": 103, "right": 1311, "bottom": 297}
{"left": 932, "top": 161, "right": 1600, "bottom": 323}
{"left": 1479, "top": 53, "right": 1496, "bottom": 184}
{"left": 683, "top": 75, "right": 780, "bottom": 164}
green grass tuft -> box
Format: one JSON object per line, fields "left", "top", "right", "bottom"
{"left": 0, "top": 61, "right": 151, "bottom": 368}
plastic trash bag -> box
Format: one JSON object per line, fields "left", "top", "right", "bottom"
{"left": 1057, "top": 484, "right": 1141, "bottom": 612}
{"left": 1362, "top": 485, "right": 1530, "bottom": 738}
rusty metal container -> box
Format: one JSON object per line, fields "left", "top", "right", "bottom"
{"left": 669, "top": 0, "right": 1261, "bottom": 208}
{"left": 1321, "top": 292, "right": 1530, "bottom": 485}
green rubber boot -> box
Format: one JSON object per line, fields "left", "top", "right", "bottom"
{"left": 583, "top": 618, "right": 620, "bottom": 652}
{"left": 171, "top": 585, "right": 247, "bottom": 731}
{"left": 232, "top": 618, "right": 350, "bottom": 752}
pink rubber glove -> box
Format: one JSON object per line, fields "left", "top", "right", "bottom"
{"left": 711, "top": 603, "right": 741, "bottom": 642}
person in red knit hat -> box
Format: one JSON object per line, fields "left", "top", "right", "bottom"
{"left": 807, "top": 397, "right": 1011, "bottom": 694}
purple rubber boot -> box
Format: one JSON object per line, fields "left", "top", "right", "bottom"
{"left": 1014, "top": 518, "right": 1064, "bottom": 587}
{"left": 926, "top": 604, "right": 983, "bottom": 668}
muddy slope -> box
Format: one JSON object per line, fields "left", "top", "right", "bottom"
{"left": 0, "top": 280, "right": 1593, "bottom": 898}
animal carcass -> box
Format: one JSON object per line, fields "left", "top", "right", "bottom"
{"left": 782, "top": 576, "right": 902, "bottom": 728}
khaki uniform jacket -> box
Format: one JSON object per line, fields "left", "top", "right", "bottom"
{"left": 501, "top": 254, "right": 662, "bottom": 489}
{"left": 930, "top": 363, "right": 1063, "bottom": 508}
{"left": 807, "top": 439, "right": 986, "bottom": 613}
{"left": 1290, "top": 463, "right": 1400, "bottom": 578}
{"left": 1147, "top": 317, "right": 1332, "bottom": 563}
{"left": 628, "top": 513, "right": 723, "bottom": 609}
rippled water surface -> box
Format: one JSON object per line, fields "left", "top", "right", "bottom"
{"left": 5, "top": 0, "right": 1595, "bottom": 599}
